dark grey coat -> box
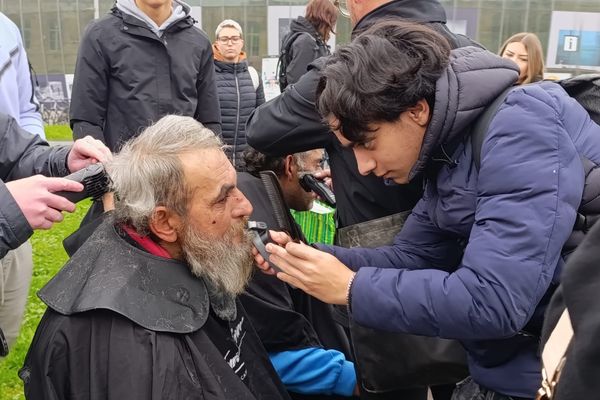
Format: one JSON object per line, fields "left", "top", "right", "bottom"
{"left": 284, "top": 16, "right": 330, "bottom": 86}
{"left": 70, "top": 7, "right": 221, "bottom": 151}
{"left": 0, "top": 113, "right": 70, "bottom": 258}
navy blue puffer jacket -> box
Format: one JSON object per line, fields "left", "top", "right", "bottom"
{"left": 320, "top": 47, "right": 600, "bottom": 398}
{"left": 214, "top": 59, "right": 265, "bottom": 168}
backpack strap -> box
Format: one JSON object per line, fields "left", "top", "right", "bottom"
{"left": 471, "top": 87, "right": 514, "bottom": 170}
{"left": 248, "top": 66, "right": 259, "bottom": 91}
{"left": 277, "top": 32, "right": 308, "bottom": 91}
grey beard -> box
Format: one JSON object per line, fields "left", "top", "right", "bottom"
{"left": 180, "top": 220, "right": 254, "bottom": 298}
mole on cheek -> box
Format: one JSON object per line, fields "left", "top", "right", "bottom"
{"left": 212, "top": 221, "right": 216, "bottom": 224}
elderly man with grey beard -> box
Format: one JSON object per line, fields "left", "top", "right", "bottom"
{"left": 19, "top": 115, "right": 292, "bottom": 400}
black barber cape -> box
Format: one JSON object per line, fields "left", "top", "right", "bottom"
{"left": 20, "top": 219, "right": 290, "bottom": 400}
{"left": 237, "top": 172, "right": 354, "bottom": 400}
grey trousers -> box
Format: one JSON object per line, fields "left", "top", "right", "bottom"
{"left": 451, "top": 378, "right": 532, "bottom": 400}
{"left": 0, "top": 241, "right": 33, "bottom": 351}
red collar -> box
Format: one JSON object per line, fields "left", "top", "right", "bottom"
{"left": 121, "top": 225, "right": 172, "bottom": 259}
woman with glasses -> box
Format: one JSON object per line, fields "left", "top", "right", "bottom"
{"left": 213, "top": 19, "right": 265, "bottom": 170}
{"left": 280, "top": 0, "right": 338, "bottom": 89}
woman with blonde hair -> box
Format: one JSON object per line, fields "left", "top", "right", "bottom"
{"left": 499, "top": 32, "right": 545, "bottom": 84}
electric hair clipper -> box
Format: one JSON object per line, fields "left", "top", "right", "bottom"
{"left": 299, "top": 173, "right": 336, "bottom": 207}
{"left": 54, "top": 163, "right": 110, "bottom": 203}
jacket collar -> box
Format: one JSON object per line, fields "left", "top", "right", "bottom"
{"left": 408, "top": 47, "right": 519, "bottom": 181}
{"left": 111, "top": 6, "right": 194, "bottom": 37}
{"left": 353, "top": 0, "right": 447, "bottom": 38}
{"left": 214, "top": 60, "right": 249, "bottom": 74}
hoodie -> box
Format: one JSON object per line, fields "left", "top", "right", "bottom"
{"left": 284, "top": 16, "right": 330, "bottom": 86}
{"left": 116, "top": 0, "right": 190, "bottom": 38}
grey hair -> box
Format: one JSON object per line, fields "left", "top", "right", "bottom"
{"left": 295, "top": 149, "right": 322, "bottom": 171}
{"left": 107, "top": 115, "right": 223, "bottom": 234}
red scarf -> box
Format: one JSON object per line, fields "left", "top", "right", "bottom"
{"left": 121, "top": 225, "right": 172, "bottom": 259}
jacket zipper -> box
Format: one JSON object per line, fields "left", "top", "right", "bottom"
{"left": 233, "top": 68, "right": 241, "bottom": 167}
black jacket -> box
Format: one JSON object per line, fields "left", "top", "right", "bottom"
{"left": 237, "top": 172, "right": 355, "bottom": 400}
{"left": 70, "top": 7, "right": 221, "bottom": 151}
{"left": 247, "top": 0, "right": 480, "bottom": 229}
{"left": 284, "top": 16, "right": 331, "bottom": 86}
{"left": 21, "top": 220, "right": 291, "bottom": 400}
{"left": 541, "top": 220, "right": 600, "bottom": 400}
{"left": 214, "top": 60, "right": 265, "bottom": 168}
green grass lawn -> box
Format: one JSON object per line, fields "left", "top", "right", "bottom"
{"left": 44, "top": 125, "right": 72, "bottom": 142}
{"left": 0, "top": 201, "right": 90, "bottom": 400}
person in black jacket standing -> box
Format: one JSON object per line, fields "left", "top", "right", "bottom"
{"left": 213, "top": 19, "right": 265, "bottom": 169}
{"left": 281, "top": 0, "right": 338, "bottom": 88}
{"left": 540, "top": 217, "right": 600, "bottom": 399}
{"left": 246, "top": 1, "right": 481, "bottom": 399}
{"left": 70, "top": 0, "right": 221, "bottom": 152}
{"left": 247, "top": 0, "right": 480, "bottom": 231}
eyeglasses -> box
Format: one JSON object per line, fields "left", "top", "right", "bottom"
{"left": 217, "top": 36, "right": 242, "bottom": 44}
{"left": 331, "top": 0, "right": 350, "bottom": 18}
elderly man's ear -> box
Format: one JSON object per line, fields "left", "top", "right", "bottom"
{"left": 283, "top": 155, "right": 297, "bottom": 181}
{"left": 150, "top": 206, "right": 182, "bottom": 243}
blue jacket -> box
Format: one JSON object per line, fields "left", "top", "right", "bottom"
{"left": 321, "top": 47, "right": 600, "bottom": 398}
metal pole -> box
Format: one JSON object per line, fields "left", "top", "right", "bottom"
{"left": 75, "top": 0, "right": 81, "bottom": 38}
{"left": 94, "top": 0, "right": 99, "bottom": 19}
{"left": 36, "top": 0, "right": 48, "bottom": 74}
{"left": 523, "top": 0, "right": 530, "bottom": 32}
{"left": 18, "top": 0, "right": 24, "bottom": 33}
{"left": 498, "top": 0, "right": 506, "bottom": 48}
{"left": 56, "top": 0, "right": 66, "bottom": 74}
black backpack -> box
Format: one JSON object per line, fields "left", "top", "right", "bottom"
{"left": 471, "top": 75, "right": 600, "bottom": 255}
{"left": 276, "top": 32, "right": 306, "bottom": 92}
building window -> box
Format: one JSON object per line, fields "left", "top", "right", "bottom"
{"left": 22, "top": 18, "right": 32, "bottom": 49}
{"left": 49, "top": 19, "right": 60, "bottom": 51}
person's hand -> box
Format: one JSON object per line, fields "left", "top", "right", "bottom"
{"left": 252, "top": 230, "right": 294, "bottom": 275}
{"left": 67, "top": 136, "right": 112, "bottom": 173}
{"left": 6, "top": 175, "right": 84, "bottom": 230}
{"left": 265, "top": 236, "right": 354, "bottom": 305}
{"left": 314, "top": 169, "right": 333, "bottom": 192}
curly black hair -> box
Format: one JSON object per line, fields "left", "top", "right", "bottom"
{"left": 242, "top": 146, "right": 287, "bottom": 177}
{"left": 316, "top": 20, "right": 451, "bottom": 143}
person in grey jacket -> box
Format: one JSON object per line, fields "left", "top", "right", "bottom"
{"left": 70, "top": 0, "right": 221, "bottom": 152}
{"left": 282, "top": 0, "right": 337, "bottom": 87}
{"left": 213, "top": 20, "right": 264, "bottom": 169}
{"left": 0, "top": 11, "right": 47, "bottom": 350}
{"left": 0, "top": 113, "right": 111, "bottom": 259}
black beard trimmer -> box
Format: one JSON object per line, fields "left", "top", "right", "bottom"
{"left": 54, "top": 163, "right": 110, "bottom": 203}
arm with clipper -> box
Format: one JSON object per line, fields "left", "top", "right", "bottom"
{"left": 0, "top": 114, "right": 111, "bottom": 258}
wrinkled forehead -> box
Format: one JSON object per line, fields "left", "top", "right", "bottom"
{"left": 179, "top": 149, "right": 236, "bottom": 198}
{"left": 303, "top": 149, "right": 324, "bottom": 168}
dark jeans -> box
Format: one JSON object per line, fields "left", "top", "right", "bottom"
{"left": 451, "top": 378, "right": 532, "bottom": 400}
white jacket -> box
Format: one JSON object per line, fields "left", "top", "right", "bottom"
{"left": 0, "top": 12, "right": 44, "bottom": 138}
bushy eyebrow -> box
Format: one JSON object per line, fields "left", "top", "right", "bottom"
{"left": 211, "top": 184, "right": 235, "bottom": 204}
